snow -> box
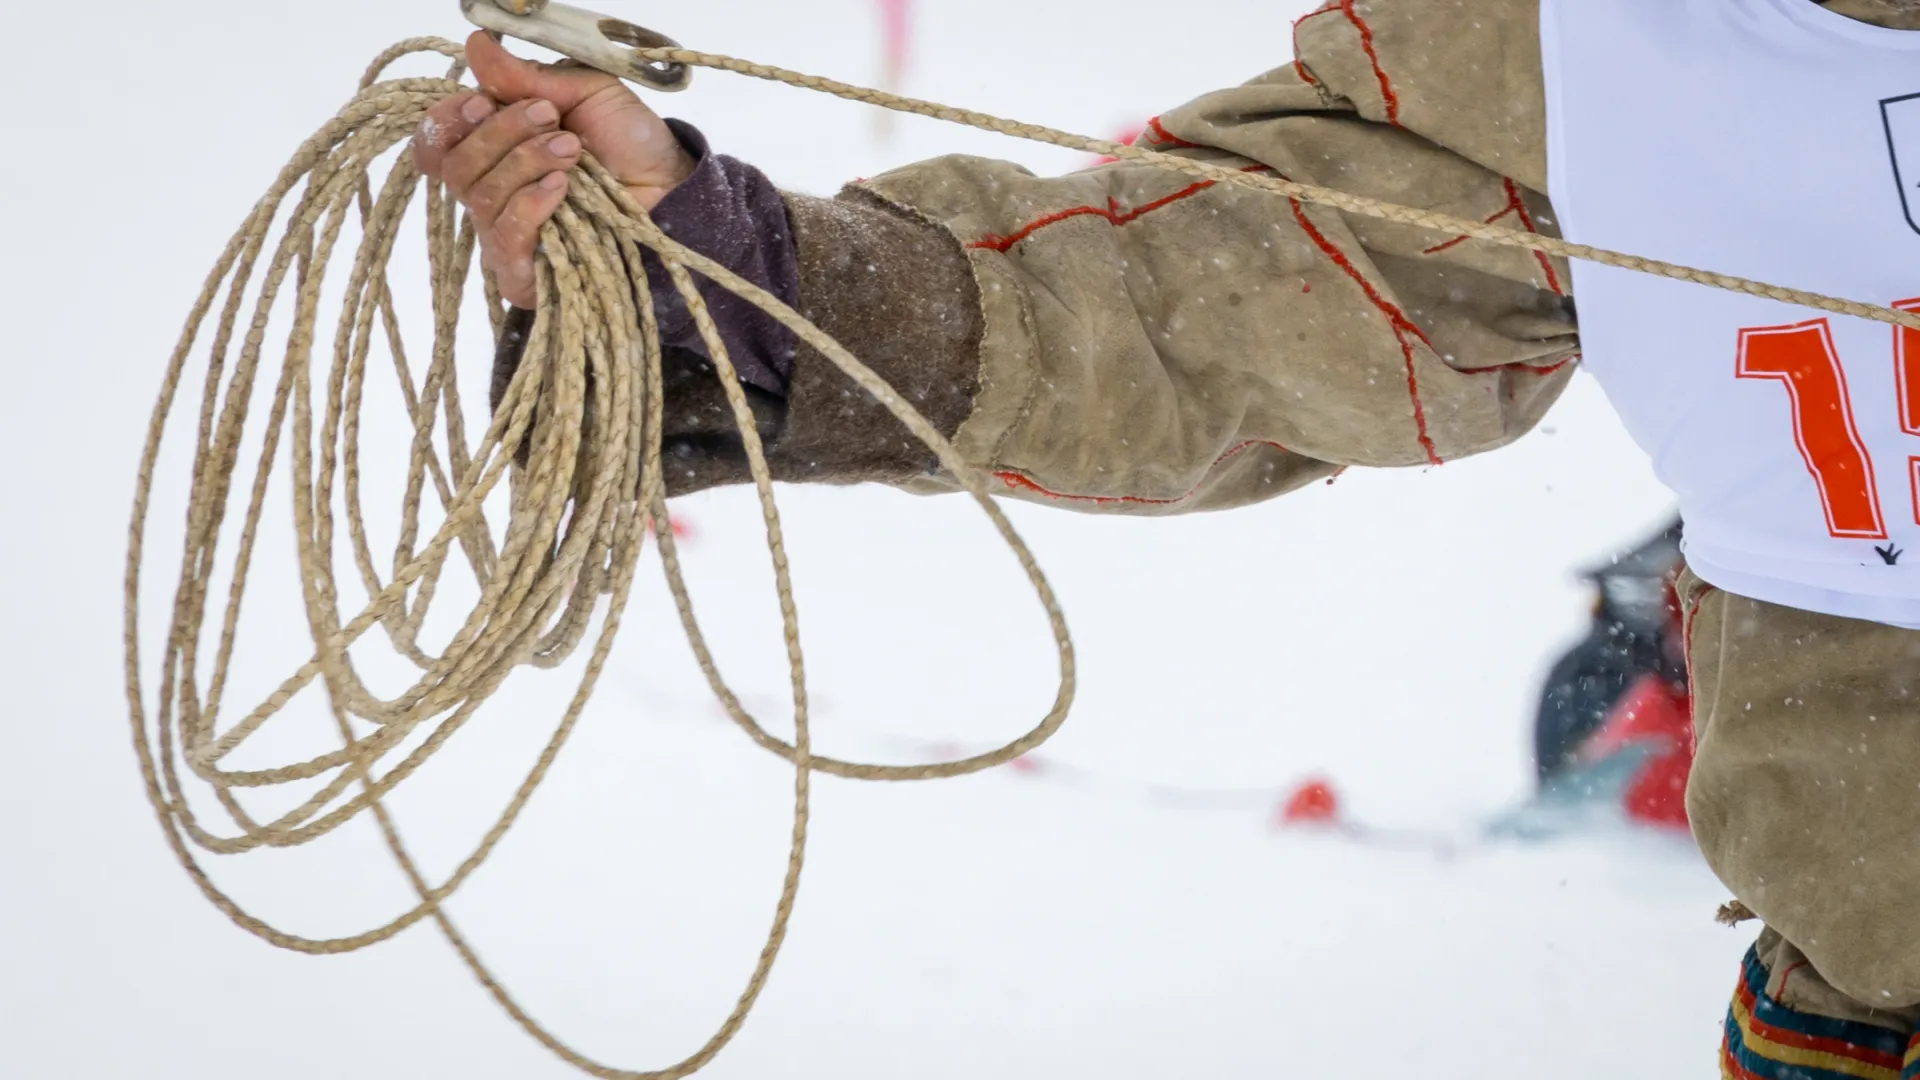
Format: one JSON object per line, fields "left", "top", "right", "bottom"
{"left": 0, "top": 1, "right": 1744, "bottom": 1077}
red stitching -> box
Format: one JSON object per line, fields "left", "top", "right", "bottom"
{"left": 1339, "top": 0, "right": 1401, "bottom": 126}
{"left": 1682, "top": 581, "right": 1715, "bottom": 699}
{"left": 1288, "top": 201, "right": 1436, "bottom": 351}
{"left": 1420, "top": 198, "right": 1521, "bottom": 255}
{"left": 971, "top": 205, "right": 1113, "bottom": 253}
{"left": 969, "top": 165, "right": 1272, "bottom": 253}
{"left": 1776, "top": 960, "right": 1810, "bottom": 1001}
{"left": 1292, "top": 5, "right": 1340, "bottom": 86}
{"left": 1419, "top": 179, "right": 1567, "bottom": 296}
{"left": 1419, "top": 234, "right": 1473, "bottom": 256}
{"left": 1121, "top": 181, "right": 1224, "bottom": 223}
{"left": 1504, "top": 178, "right": 1567, "bottom": 296}
{"left": 1288, "top": 199, "right": 1442, "bottom": 464}
{"left": 1144, "top": 115, "right": 1198, "bottom": 150}
{"left": 972, "top": 155, "right": 1443, "bottom": 465}
{"left": 994, "top": 440, "right": 1290, "bottom": 507}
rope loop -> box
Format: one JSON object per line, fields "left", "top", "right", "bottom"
{"left": 125, "top": 40, "right": 1070, "bottom": 1079}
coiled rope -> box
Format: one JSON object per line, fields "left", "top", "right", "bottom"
{"left": 125, "top": 34, "right": 1920, "bottom": 1080}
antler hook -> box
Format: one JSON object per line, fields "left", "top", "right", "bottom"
{"left": 460, "top": 0, "right": 691, "bottom": 92}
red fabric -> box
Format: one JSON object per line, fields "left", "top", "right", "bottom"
{"left": 1338, "top": 0, "right": 1402, "bottom": 126}
{"left": 878, "top": 0, "right": 911, "bottom": 87}
{"left": 1278, "top": 778, "right": 1343, "bottom": 825}
{"left": 1093, "top": 124, "right": 1150, "bottom": 166}
{"left": 1584, "top": 675, "right": 1695, "bottom": 829}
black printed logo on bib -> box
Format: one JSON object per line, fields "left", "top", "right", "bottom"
{"left": 1880, "top": 93, "right": 1920, "bottom": 235}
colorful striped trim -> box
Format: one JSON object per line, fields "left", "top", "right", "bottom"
{"left": 1721, "top": 947, "right": 1908, "bottom": 1080}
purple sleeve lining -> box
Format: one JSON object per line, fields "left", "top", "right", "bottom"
{"left": 644, "top": 119, "right": 801, "bottom": 397}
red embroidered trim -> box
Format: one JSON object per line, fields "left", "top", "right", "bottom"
{"left": 1288, "top": 199, "right": 1442, "bottom": 465}
{"left": 1420, "top": 179, "right": 1568, "bottom": 297}
{"left": 1144, "top": 116, "right": 1198, "bottom": 150}
{"left": 969, "top": 165, "right": 1273, "bottom": 254}
{"left": 1682, "top": 582, "right": 1715, "bottom": 698}
{"left": 1291, "top": 5, "right": 1341, "bottom": 87}
{"left": 1339, "top": 0, "right": 1401, "bottom": 126}
{"left": 1776, "top": 960, "right": 1811, "bottom": 1001}
{"left": 973, "top": 156, "right": 1446, "bottom": 466}
{"left": 1503, "top": 178, "right": 1567, "bottom": 296}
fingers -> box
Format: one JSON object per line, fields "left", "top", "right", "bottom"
{"left": 418, "top": 31, "right": 686, "bottom": 308}
{"left": 482, "top": 172, "right": 570, "bottom": 308}
{"left": 413, "top": 93, "right": 575, "bottom": 307}
{"left": 463, "top": 127, "right": 581, "bottom": 231}
{"left": 439, "top": 99, "right": 565, "bottom": 208}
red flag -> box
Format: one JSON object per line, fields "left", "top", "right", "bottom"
{"left": 878, "top": 0, "right": 912, "bottom": 90}
{"left": 872, "top": 0, "right": 912, "bottom": 142}
{"left": 1094, "top": 124, "right": 1147, "bottom": 166}
{"left": 1277, "top": 778, "right": 1343, "bottom": 827}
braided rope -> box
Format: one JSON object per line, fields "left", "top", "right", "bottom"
{"left": 635, "top": 45, "right": 1920, "bottom": 334}
{"left": 128, "top": 33, "right": 1911, "bottom": 1080}
{"left": 126, "top": 38, "right": 1069, "bottom": 1080}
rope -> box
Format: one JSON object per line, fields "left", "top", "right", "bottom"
{"left": 125, "top": 33, "right": 1920, "bottom": 1080}
{"left": 634, "top": 45, "right": 1920, "bottom": 334}
{"left": 126, "top": 38, "right": 1070, "bottom": 1080}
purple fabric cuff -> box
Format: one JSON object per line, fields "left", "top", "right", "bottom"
{"left": 645, "top": 119, "right": 800, "bottom": 397}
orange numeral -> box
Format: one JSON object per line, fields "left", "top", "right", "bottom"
{"left": 1737, "top": 319, "right": 1887, "bottom": 540}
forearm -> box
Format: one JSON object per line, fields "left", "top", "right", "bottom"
{"left": 490, "top": 126, "right": 983, "bottom": 494}
{"left": 493, "top": 0, "right": 1580, "bottom": 510}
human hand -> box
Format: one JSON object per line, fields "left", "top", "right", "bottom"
{"left": 411, "top": 30, "right": 697, "bottom": 307}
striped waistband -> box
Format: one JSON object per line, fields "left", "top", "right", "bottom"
{"left": 1722, "top": 947, "right": 1918, "bottom": 1080}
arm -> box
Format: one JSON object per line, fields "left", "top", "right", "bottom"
{"left": 456, "top": 0, "right": 1578, "bottom": 508}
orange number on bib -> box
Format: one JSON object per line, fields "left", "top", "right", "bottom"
{"left": 1736, "top": 319, "right": 1887, "bottom": 540}
{"left": 1895, "top": 298, "right": 1920, "bottom": 436}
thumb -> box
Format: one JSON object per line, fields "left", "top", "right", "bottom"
{"left": 465, "top": 30, "right": 689, "bottom": 199}
{"left": 464, "top": 30, "right": 623, "bottom": 113}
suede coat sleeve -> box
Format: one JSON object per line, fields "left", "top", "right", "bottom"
{"left": 779, "top": 0, "right": 1579, "bottom": 513}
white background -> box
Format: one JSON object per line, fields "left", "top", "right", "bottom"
{"left": 0, "top": 1, "right": 1736, "bottom": 1078}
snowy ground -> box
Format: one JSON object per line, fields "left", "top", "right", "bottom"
{"left": 0, "top": 1, "right": 1745, "bottom": 1077}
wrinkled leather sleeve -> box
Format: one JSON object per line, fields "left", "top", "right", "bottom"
{"left": 786, "top": 0, "right": 1578, "bottom": 513}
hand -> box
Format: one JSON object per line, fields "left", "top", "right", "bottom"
{"left": 412, "top": 30, "right": 698, "bottom": 307}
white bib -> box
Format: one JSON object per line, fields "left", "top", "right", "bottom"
{"left": 1541, "top": 0, "right": 1920, "bottom": 626}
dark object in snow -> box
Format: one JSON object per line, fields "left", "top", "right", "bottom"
{"left": 1532, "top": 518, "right": 1687, "bottom": 784}
{"left": 1495, "top": 518, "right": 1695, "bottom": 837}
